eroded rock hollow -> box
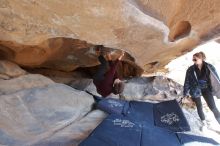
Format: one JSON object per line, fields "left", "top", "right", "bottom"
{"left": 1, "top": 0, "right": 220, "bottom": 75}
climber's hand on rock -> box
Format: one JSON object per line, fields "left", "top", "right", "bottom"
{"left": 106, "top": 53, "right": 112, "bottom": 61}
{"left": 119, "top": 51, "right": 125, "bottom": 61}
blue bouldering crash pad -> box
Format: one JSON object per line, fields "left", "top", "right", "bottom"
{"left": 153, "top": 100, "right": 190, "bottom": 132}
{"left": 80, "top": 114, "right": 142, "bottom": 146}
{"left": 80, "top": 97, "right": 219, "bottom": 146}
{"left": 96, "top": 98, "right": 189, "bottom": 132}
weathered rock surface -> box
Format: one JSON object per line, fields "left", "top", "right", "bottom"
{"left": 0, "top": 82, "right": 96, "bottom": 146}
{"left": 122, "top": 76, "right": 183, "bottom": 101}
{"left": 69, "top": 76, "right": 183, "bottom": 101}
{"left": 0, "top": 74, "right": 55, "bottom": 95}
{"left": 0, "top": 0, "right": 220, "bottom": 74}
{"left": 0, "top": 71, "right": 106, "bottom": 146}
{"left": 0, "top": 60, "right": 26, "bottom": 79}
{"left": 25, "top": 68, "right": 89, "bottom": 84}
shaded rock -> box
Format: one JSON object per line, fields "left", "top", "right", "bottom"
{"left": 0, "top": 60, "right": 26, "bottom": 78}
{"left": 0, "top": 73, "right": 10, "bottom": 79}
{"left": 0, "top": 38, "right": 143, "bottom": 77}
{"left": 0, "top": 74, "right": 54, "bottom": 95}
{"left": 69, "top": 78, "right": 94, "bottom": 91}
{"left": 25, "top": 68, "right": 89, "bottom": 84}
{"left": 69, "top": 78, "right": 121, "bottom": 99}
{"left": 68, "top": 76, "right": 183, "bottom": 101}
{"left": 122, "top": 76, "right": 183, "bottom": 101}
{"left": 0, "top": 83, "right": 94, "bottom": 146}
{"left": 33, "top": 110, "right": 107, "bottom": 146}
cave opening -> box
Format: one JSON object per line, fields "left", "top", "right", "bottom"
{"left": 168, "top": 21, "right": 191, "bottom": 42}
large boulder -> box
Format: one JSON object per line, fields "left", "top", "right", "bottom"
{"left": 0, "top": 0, "right": 220, "bottom": 74}
{"left": 0, "top": 72, "right": 107, "bottom": 146}
{"left": 0, "top": 83, "right": 96, "bottom": 146}
{"left": 33, "top": 110, "right": 107, "bottom": 146}
{"left": 0, "top": 74, "right": 55, "bottom": 95}
{"left": 122, "top": 76, "right": 183, "bottom": 101}
{"left": 69, "top": 76, "right": 183, "bottom": 101}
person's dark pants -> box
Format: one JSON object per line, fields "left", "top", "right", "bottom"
{"left": 193, "top": 88, "right": 220, "bottom": 121}
{"left": 93, "top": 55, "right": 109, "bottom": 81}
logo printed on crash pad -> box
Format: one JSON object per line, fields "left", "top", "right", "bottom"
{"left": 113, "top": 119, "right": 135, "bottom": 127}
{"left": 108, "top": 100, "right": 123, "bottom": 108}
{"left": 161, "top": 112, "right": 180, "bottom": 125}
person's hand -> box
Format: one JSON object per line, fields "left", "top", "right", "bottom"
{"left": 179, "top": 96, "right": 195, "bottom": 108}
{"left": 94, "top": 47, "right": 101, "bottom": 56}
{"left": 119, "top": 51, "right": 125, "bottom": 61}
{"left": 106, "top": 53, "right": 112, "bottom": 61}
{"left": 114, "top": 78, "right": 121, "bottom": 84}
{"left": 179, "top": 96, "right": 190, "bottom": 105}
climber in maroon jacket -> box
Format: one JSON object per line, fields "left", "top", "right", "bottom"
{"left": 93, "top": 45, "right": 125, "bottom": 97}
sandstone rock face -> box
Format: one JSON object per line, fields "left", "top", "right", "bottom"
{"left": 0, "top": 60, "right": 26, "bottom": 78}
{"left": 0, "top": 0, "right": 220, "bottom": 74}
{"left": 26, "top": 68, "right": 90, "bottom": 84}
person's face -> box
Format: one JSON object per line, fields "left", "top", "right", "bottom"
{"left": 192, "top": 56, "right": 203, "bottom": 65}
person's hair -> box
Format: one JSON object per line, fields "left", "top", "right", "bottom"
{"left": 193, "top": 51, "right": 206, "bottom": 60}
{"left": 94, "top": 45, "right": 103, "bottom": 51}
